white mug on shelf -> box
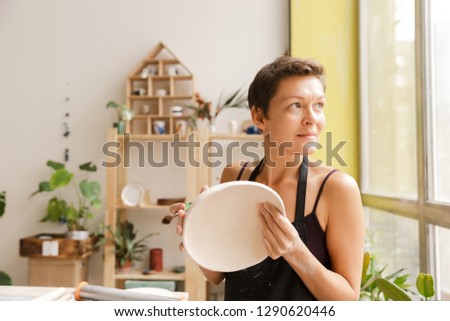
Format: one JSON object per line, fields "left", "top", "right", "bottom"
{"left": 228, "top": 120, "right": 238, "bottom": 135}
{"left": 171, "top": 106, "right": 183, "bottom": 116}
{"left": 155, "top": 89, "right": 167, "bottom": 97}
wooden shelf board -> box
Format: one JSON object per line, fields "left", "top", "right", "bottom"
{"left": 114, "top": 270, "right": 185, "bottom": 281}
{"left": 129, "top": 75, "right": 191, "bottom": 81}
{"left": 118, "top": 134, "right": 189, "bottom": 141}
{"left": 116, "top": 203, "right": 169, "bottom": 210}
{"left": 128, "top": 95, "right": 192, "bottom": 100}
{"left": 144, "top": 59, "right": 179, "bottom": 64}
{"left": 209, "top": 134, "right": 264, "bottom": 141}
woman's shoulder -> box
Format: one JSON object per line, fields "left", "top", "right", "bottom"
{"left": 220, "top": 159, "right": 260, "bottom": 183}
{"left": 309, "top": 165, "right": 361, "bottom": 205}
{"left": 313, "top": 165, "right": 362, "bottom": 214}
{"left": 310, "top": 164, "right": 358, "bottom": 189}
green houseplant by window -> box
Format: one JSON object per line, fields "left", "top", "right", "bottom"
{"left": 360, "top": 251, "right": 435, "bottom": 301}
{"left": 31, "top": 160, "right": 102, "bottom": 239}
{"left": 96, "top": 220, "right": 158, "bottom": 272}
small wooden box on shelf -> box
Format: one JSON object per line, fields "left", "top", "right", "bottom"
{"left": 20, "top": 234, "right": 96, "bottom": 287}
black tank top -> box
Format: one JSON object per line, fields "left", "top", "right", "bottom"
{"left": 224, "top": 157, "right": 336, "bottom": 300}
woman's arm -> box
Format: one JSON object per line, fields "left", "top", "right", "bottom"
{"left": 258, "top": 171, "right": 365, "bottom": 300}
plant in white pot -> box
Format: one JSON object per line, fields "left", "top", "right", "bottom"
{"left": 31, "top": 160, "right": 102, "bottom": 240}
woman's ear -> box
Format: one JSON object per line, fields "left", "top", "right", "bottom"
{"left": 251, "top": 107, "right": 266, "bottom": 132}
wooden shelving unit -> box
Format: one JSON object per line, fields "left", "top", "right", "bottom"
{"left": 125, "top": 42, "right": 195, "bottom": 136}
{"left": 103, "top": 43, "right": 208, "bottom": 300}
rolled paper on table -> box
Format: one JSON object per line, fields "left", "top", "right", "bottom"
{"left": 31, "top": 287, "right": 69, "bottom": 301}
{"left": 75, "top": 282, "right": 179, "bottom": 301}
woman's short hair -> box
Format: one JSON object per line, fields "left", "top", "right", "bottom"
{"left": 248, "top": 56, "right": 326, "bottom": 117}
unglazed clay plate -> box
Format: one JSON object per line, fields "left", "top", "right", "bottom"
{"left": 183, "top": 181, "right": 285, "bottom": 272}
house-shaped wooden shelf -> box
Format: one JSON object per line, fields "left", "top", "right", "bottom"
{"left": 126, "top": 42, "right": 195, "bottom": 136}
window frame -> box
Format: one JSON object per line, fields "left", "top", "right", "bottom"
{"left": 359, "top": 0, "right": 450, "bottom": 297}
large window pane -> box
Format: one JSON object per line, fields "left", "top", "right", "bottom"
{"left": 427, "top": 0, "right": 450, "bottom": 203}
{"left": 360, "top": 0, "right": 417, "bottom": 198}
{"left": 433, "top": 226, "right": 450, "bottom": 300}
{"left": 365, "top": 208, "right": 420, "bottom": 282}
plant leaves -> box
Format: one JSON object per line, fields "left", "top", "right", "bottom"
{"left": 0, "top": 191, "right": 6, "bottom": 218}
{"left": 362, "top": 251, "right": 370, "bottom": 280}
{"left": 42, "top": 198, "right": 67, "bottom": 222}
{"left": 79, "top": 162, "right": 97, "bottom": 172}
{"left": 80, "top": 180, "right": 102, "bottom": 205}
{"left": 375, "top": 278, "right": 412, "bottom": 301}
{"left": 30, "top": 182, "right": 53, "bottom": 197}
{"left": 46, "top": 160, "right": 65, "bottom": 171}
{"left": 0, "top": 271, "right": 12, "bottom": 285}
{"left": 106, "top": 101, "right": 119, "bottom": 109}
{"left": 49, "top": 169, "right": 73, "bottom": 189}
{"left": 393, "top": 274, "right": 411, "bottom": 287}
{"left": 416, "top": 273, "right": 435, "bottom": 299}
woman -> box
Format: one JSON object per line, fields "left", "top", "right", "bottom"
{"left": 170, "top": 56, "right": 365, "bottom": 300}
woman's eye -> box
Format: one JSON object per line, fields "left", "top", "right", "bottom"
{"left": 314, "top": 103, "right": 324, "bottom": 110}
{"left": 288, "top": 102, "right": 301, "bottom": 110}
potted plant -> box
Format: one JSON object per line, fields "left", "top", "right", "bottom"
{"left": 96, "top": 220, "right": 158, "bottom": 272}
{"left": 185, "top": 88, "right": 249, "bottom": 132}
{"left": 31, "top": 160, "right": 102, "bottom": 240}
{"left": 0, "top": 190, "right": 12, "bottom": 285}
{"left": 360, "top": 251, "right": 435, "bottom": 301}
{"left": 106, "top": 100, "right": 134, "bottom": 134}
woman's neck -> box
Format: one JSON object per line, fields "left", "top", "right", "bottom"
{"left": 259, "top": 153, "right": 304, "bottom": 186}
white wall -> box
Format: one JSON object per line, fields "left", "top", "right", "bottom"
{"left": 0, "top": 0, "right": 288, "bottom": 286}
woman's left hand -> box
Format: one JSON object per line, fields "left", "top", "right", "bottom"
{"left": 257, "top": 202, "right": 303, "bottom": 259}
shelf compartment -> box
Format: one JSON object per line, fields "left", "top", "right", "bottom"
{"left": 114, "top": 270, "right": 185, "bottom": 281}
{"left": 130, "top": 117, "right": 149, "bottom": 135}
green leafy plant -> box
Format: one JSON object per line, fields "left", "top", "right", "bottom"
{"left": 31, "top": 160, "right": 102, "bottom": 232}
{"left": 96, "top": 220, "right": 158, "bottom": 268}
{"left": 106, "top": 100, "right": 134, "bottom": 134}
{"left": 0, "top": 271, "right": 12, "bottom": 286}
{"left": 0, "top": 191, "right": 12, "bottom": 285}
{"left": 214, "top": 87, "right": 248, "bottom": 118}
{"left": 360, "top": 251, "right": 435, "bottom": 301}
{"left": 185, "top": 88, "right": 248, "bottom": 130}
{"left": 185, "top": 92, "right": 212, "bottom": 129}
{"left": 0, "top": 191, "right": 5, "bottom": 218}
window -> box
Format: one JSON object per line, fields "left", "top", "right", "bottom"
{"left": 426, "top": 1, "right": 450, "bottom": 204}
{"left": 365, "top": 207, "right": 419, "bottom": 276}
{"left": 360, "top": 0, "right": 417, "bottom": 199}
{"left": 360, "top": 0, "right": 450, "bottom": 300}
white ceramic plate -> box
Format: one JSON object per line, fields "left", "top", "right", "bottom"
{"left": 121, "top": 183, "right": 145, "bottom": 207}
{"left": 183, "top": 181, "right": 285, "bottom": 272}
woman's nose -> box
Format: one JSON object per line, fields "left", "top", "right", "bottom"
{"left": 302, "top": 106, "right": 318, "bottom": 125}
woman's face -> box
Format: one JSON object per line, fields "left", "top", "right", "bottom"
{"left": 258, "top": 75, "right": 326, "bottom": 156}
